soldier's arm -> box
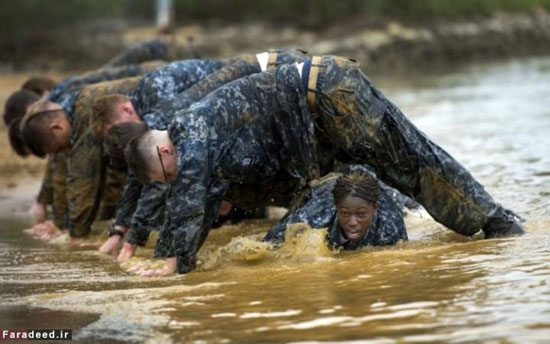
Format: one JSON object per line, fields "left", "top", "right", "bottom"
{"left": 65, "top": 129, "right": 104, "bottom": 238}
{"left": 263, "top": 184, "right": 336, "bottom": 244}
{"left": 114, "top": 173, "right": 143, "bottom": 229}
{"left": 168, "top": 130, "right": 216, "bottom": 274}
{"left": 36, "top": 156, "right": 54, "bottom": 206}
{"left": 51, "top": 152, "right": 69, "bottom": 229}
{"left": 126, "top": 182, "right": 169, "bottom": 247}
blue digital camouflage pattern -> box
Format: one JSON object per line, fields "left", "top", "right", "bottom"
{"left": 66, "top": 77, "right": 140, "bottom": 237}
{"left": 148, "top": 55, "right": 520, "bottom": 274}
{"left": 118, "top": 51, "right": 308, "bottom": 249}
{"left": 263, "top": 173, "right": 408, "bottom": 248}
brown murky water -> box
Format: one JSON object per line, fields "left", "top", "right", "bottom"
{"left": 1, "top": 57, "right": 549, "bottom": 343}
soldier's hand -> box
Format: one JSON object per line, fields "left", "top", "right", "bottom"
{"left": 99, "top": 226, "right": 128, "bottom": 256}
{"left": 117, "top": 242, "right": 137, "bottom": 262}
{"left": 137, "top": 258, "right": 176, "bottom": 277}
{"left": 99, "top": 236, "right": 123, "bottom": 256}
{"left": 31, "top": 221, "right": 64, "bottom": 240}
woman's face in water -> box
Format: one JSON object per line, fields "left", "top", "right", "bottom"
{"left": 336, "top": 195, "right": 378, "bottom": 242}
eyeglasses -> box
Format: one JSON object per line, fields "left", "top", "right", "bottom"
{"left": 156, "top": 146, "right": 169, "bottom": 183}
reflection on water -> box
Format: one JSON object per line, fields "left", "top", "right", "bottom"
{"left": 1, "top": 57, "right": 550, "bottom": 343}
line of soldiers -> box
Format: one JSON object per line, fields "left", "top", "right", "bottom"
{"left": 4, "top": 39, "right": 525, "bottom": 276}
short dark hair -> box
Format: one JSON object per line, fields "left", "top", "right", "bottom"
{"left": 104, "top": 121, "right": 148, "bottom": 169}
{"left": 3, "top": 89, "right": 40, "bottom": 126}
{"left": 21, "top": 110, "right": 64, "bottom": 158}
{"left": 91, "top": 94, "right": 130, "bottom": 139}
{"left": 21, "top": 76, "right": 56, "bottom": 95}
{"left": 333, "top": 172, "right": 380, "bottom": 206}
{"left": 124, "top": 129, "right": 153, "bottom": 184}
{"left": 8, "top": 118, "right": 30, "bottom": 157}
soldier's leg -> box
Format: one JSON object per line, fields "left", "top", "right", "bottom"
{"left": 32, "top": 156, "right": 55, "bottom": 223}
{"left": 315, "top": 56, "right": 523, "bottom": 237}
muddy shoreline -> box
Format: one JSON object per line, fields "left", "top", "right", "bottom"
{"left": 2, "top": 10, "right": 550, "bottom": 72}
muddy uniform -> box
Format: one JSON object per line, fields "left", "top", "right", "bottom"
{"left": 62, "top": 77, "right": 140, "bottom": 237}
{"left": 38, "top": 64, "right": 163, "bottom": 230}
{"left": 113, "top": 59, "right": 228, "bottom": 245}
{"left": 121, "top": 51, "right": 309, "bottom": 251}
{"left": 160, "top": 55, "right": 520, "bottom": 274}
{"left": 103, "top": 39, "right": 195, "bottom": 68}
{"left": 48, "top": 62, "right": 164, "bottom": 104}
{"left": 160, "top": 49, "right": 309, "bottom": 112}
{"left": 263, "top": 174, "right": 408, "bottom": 248}
{"left": 139, "top": 51, "right": 310, "bottom": 259}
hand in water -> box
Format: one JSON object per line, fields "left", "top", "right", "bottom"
{"left": 137, "top": 258, "right": 177, "bottom": 277}
{"left": 99, "top": 226, "right": 128, "bottom": 256}
{"left": 117, "top": 242, "right": 137, "bottom": 262}
{"left": 31, "top": 221, "right": 63, "bottom": 240}
{"left": 29, "top": 197, "right": 47, "bottom": 224}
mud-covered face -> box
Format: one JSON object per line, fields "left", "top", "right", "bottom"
{"left": 336, "top": 195, "right": 378, "bottom": 242}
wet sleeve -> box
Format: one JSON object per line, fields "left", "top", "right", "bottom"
{"left": 263, "top": 187, "right": 336, "bottom": 244}
{"left": 126, "top": 182, "right": 169, "bottom": 247}
{"left": 66, "top": 129, "right": 104, "bottom": 238}
{"left": 51, "top": 152, "right": 69, "bottom": 229}
{"left": 36, "top": 156, "right": 54, "bottom": 205}
{"left": 168, "top": 134, "right": 212, "bottom": 274}
{"left": 114, "top": 173, "right": 143, "bottom": 228}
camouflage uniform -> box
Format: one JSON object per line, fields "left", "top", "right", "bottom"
{"left": 262, "top": 173, "right": 408, "bottom": 248}
{"left": 310, "top": 56, "right": 518, "bottom": 236}
{"left": 50, "top": 152, "right": 69, "bottom": 228}
{"left": 36, "top": 155, "right": 54, "bottom": 206}
{"left": 160, "top": 49, "right": 309, "bottom": 112}
{"left": 159, "top": 55, "right": 520, "bottom": 274}
{"left": 103, "top": 39, "right": 196, "bottom": 68}
{"left": 114, "top": 59, "right": 229, "bottom": 245}
{"left": 65, "top": 77, "right": 140, "bottom": 237}
{"left": 118, "top": 52, "right": 308, "bottom": 250}
{"left": 41, "top": 63, "right": 163, "bottom": 232}
{"left": 48, "top": 62, "right": 164, "bottom": 104}
{"left": 145, "top": 51, "right": 310, "bottom": 259}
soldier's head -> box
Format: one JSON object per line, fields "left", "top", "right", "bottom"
{"left": 92, "top": 94, "right": 140, "bottom": 139}
{"left": 21, "top": 76, "right": 56, "bottom": 97}
{"left": 103, "top": 121, "right": 149, "bottom": 169}
{"left": 8, "top": 118, "right": 31, "bottom": 157}
{"left": 333, "top": 172, "right": 380, "bottom": 242}
{"left": 20, "top": 100, "right": 71, "bottom": 158}
{"left": 3, "top": 89, "right": 41, "bottom": 127}
{"left": 125, "top": 129, "right": 177, "bottom": 184}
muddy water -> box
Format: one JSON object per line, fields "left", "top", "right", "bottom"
{"left": 1, "top": 57, "right": 549, "bottom": 343}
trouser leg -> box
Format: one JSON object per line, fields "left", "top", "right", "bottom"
{"left": 315, "top": 56, "right": 516, "bottom": 236}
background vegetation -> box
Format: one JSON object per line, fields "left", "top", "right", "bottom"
{"left": 1, "top": 0, "right": 549, "bottom": 70}
{"left": 2, "top": 0, "right": 550, "bottom": 37}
